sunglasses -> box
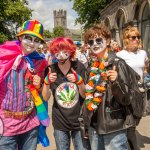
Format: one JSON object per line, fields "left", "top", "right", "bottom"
{"left": 88, "top": 38, "right": 103, "bottom": 46}
{"left": 128, "top": 36, "right": 140, "bottom": 40}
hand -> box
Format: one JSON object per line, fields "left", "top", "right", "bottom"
{"left": 66, "top": 68, "right": 76, "bottom": 83}
{"left": 44, "top": 67, "right": 57, "bottom": 85}
{"left": 33, "top": 74, "right": 41, "bottom": 88}
{"left": 66, "top": 68, "right": 83, "bottom": 85}
{"left": 48, "top": 67, "right": 57, "bottom": 83}
{"left": 107, "top": 66, "right": 118, "bottom": 82}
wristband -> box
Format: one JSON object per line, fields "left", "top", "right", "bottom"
{"left": 76, "top": 74, "right": 83, "bottom": 85}
{"left": 72, "top": 72, "right": 83, "bottom": 85}
{"left": 44, "top": 74, "right": 51, "bottom": 85}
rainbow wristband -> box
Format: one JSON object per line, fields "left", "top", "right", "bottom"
{"left": 73, "top": 72, "right": 83, "bottom": 85}
{"left": 44, "top": 75, "right": 51, "bottom": 85}
{"left": 76, "top": 74, "right": 83, "bottom": 85}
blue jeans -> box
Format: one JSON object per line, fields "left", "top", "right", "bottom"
{"left": 54, "top": 129, "right": 91, "bottom": 150}
{"left": 0, "top": 127, "right": 38, "bottom": 150}
{"left": 88, "top": 127, "right": 128, "bottom": 150}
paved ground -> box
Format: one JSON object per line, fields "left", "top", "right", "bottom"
{"left": 37, "top": 97, "right": 150, "bottom": 150}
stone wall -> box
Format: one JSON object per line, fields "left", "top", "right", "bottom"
{"left": 100, "top": 0, "right": 150, "bottom": 56}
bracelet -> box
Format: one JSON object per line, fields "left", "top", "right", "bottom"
{"left": 76, "top": 74, "right": 83, "bottom": 85}
{"left": 73, "top": 72, "right": 83, "bottom": 85}
{"left": 44, "top": 74, "right": 51, "bottom": 85}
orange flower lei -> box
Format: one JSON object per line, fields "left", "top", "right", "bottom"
{"left": 85, "top": 50, "right": 109, "bottom": 111}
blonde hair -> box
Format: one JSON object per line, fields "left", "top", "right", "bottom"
{"left": 122, "top": 26, "right": 142, "bottom": 49}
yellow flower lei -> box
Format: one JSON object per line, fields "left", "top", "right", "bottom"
{"left": 85, "top": 49, "right": 109, "bottom": 111}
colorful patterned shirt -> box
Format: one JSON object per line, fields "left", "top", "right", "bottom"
{"left": 0, "top": 58, "right": 46, "bottom": 136}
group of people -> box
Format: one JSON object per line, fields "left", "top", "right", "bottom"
{"left": 0, "top": 19, "right": 150, "bottom": 150}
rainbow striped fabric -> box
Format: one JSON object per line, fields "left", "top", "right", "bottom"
{"left": 28, "top": 84, "right": 50, "bottom": 127}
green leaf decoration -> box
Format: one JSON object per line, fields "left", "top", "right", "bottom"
{"left": 60, "top": 92, "right": 67, "bottom": 100}
{"left": 69, "top": 90, "right": 75, "bottom": 101}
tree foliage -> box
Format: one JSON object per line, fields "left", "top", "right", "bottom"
{"left": 70, "top": 0, "right": 112, "bottom": 29}
{"left": 44, "top": 30, "right": 54, "bottom": 39}
{"left": 53, "top": 26, "right": 65, "bottom": 38}
{"left": 0, "top": 33, "right": 8, "bottom": 44}
{"left": 0, "top": 0, "right": 32, "bottom": 43}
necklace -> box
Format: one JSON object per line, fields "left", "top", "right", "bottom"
{"left": 85, "top": 49, "right": 109, "bottom": 111}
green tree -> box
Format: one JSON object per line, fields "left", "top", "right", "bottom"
{"left": 44, "top": 30, "right": 54, "bottom": 38}
{"left": 0, "top": 33, "right": 8, "bottom": 44}
{"left": 70, "top": 0, "right": 112, "bottom": 29}
{"left": 53, "top": 26, "right": 65, "bottom": 38}
{"left": 0, "top": 0, "right": 32, "bottom": 43}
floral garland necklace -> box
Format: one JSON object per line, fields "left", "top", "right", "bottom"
{"left": 85, "top": 48, "right": 109, "bottom": 111}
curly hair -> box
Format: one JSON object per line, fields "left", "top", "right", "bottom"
{"left": 84, "top": 23, "right": 111, "bottom": 44}
{"left": 49, "top": 37, "right": 76, "bottom": 58}
{"left": 122, "top": 26, "right": 142, "bottom": 49}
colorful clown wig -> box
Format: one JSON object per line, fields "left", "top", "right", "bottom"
{"left": 49, "top": 37, "right": 76, "bottom": 59}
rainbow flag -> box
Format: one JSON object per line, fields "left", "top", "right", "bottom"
{"left": 28, "top": 84, "right": 50, "bottom": 127}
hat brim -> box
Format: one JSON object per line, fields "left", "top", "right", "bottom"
{"left": 17, "top": 30, "right": 44, "bottom": 41}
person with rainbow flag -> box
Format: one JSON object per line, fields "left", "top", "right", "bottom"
{"left": 0, "top": 20, "right": 49, "bottom": 149}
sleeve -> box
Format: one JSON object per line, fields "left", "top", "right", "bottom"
{"left": 111, "top": 60, "right": 132, "bottom": 106}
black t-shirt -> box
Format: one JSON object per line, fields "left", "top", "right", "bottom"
{"left": 45, "top": 60, "right": 86, "bottom": 131}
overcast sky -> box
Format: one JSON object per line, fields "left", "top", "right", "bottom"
{"left": 28, "top": 0, "right": 80, "bottom": 31}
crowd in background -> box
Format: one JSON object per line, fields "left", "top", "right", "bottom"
{"left": 0, "top": 19, "right": 150, "bottom": 150}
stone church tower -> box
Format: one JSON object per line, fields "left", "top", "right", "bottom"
{"left": 53, "top": 9, "right": 67, "bottom": 29}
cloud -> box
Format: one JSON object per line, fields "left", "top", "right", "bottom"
{"left": 28, "top": 0, "right": 80, "bottom": 31}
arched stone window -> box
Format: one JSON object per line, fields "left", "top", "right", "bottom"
{"left": 104, "top": 18, "right": 111, "bottom": 29}
{"left": 115, "top": 9, "right": 126, "bottom": 47}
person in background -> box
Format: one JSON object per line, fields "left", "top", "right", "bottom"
{"left": 41, "top": 44, "right": 50, "bottom": 62}
{"left": 82, "top": 23, "right": 134, "bottom": 150}
{"left": 76, "top": 44, "right": 89, "bottom": 68}
{"left": 117, "top": 26, "right": 149, "bottom": 150}
{"left": 42, "top": 37, "right": 91, "bottom": 150}
{"left": 111, "top": 40, "right": 121, "bottom": 53}
{"left": 0, "top": 20, "right": 48, "bottom": 149}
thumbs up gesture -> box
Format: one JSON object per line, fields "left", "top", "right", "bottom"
{"left": 66, "top": 68, "right": 83, "bottom": 85}
{"left": 107, "top": 65, "right": 118, "bottom": 82}
{"left": 44, "top": 67, "right": 57, "bottom": 85}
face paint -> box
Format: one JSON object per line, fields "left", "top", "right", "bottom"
{"left": 54, "top": 50, "right": 70, "bottom": 64}
{"left": 88, "top": 37, "right": 107, "bottom": 54}
{"left": 54, "top": 50, "right": 70, "bottom": 60}
{"left": 21, "top": 35, "right": 41, "bottom": 54}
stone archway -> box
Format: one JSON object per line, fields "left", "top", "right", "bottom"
{"left": 139, "top": 1, "right": 150, "bottom": 56}
{"left": 115, "top": 8, "right": 127, "bottom": 47}
{"left": 104, "top": 17, "right": 111, "bottom": 29}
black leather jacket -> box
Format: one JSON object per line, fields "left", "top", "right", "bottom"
{"left": 80, "top": 52, "right": 136, "bottom": 136}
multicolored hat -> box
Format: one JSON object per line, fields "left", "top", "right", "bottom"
{"left": 17, "top": 20, "right": 44, "bottom": 41}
